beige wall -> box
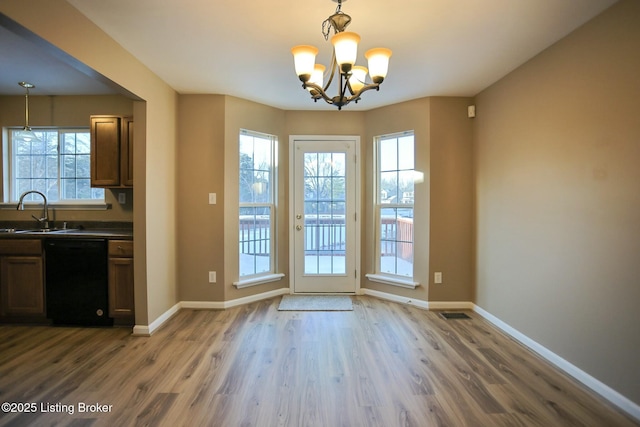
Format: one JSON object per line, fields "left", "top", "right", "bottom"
{"left": 2, "top": 0, "right": 637, "bottom": 411}
{"left": 224, "top": 97, "right": 287, "bottom": 301}
{"left": 474, "top": 0, "right": 640, "bottom": 405}
{"left": 175, "top": 97, "right": 473, "bottom": 305}
{"left": 177, "top": 95, "right": 226, "bottom": 302}
{"left": 0, "top": 95, "right": 134, "bottom": 222}
{"left": 0, "top": 0, "right": 179, "bottom": 326}
{"left": 428, "top": 97, "right": 474, "bottom": 302}
{"left": 364, "top": 99, "right": 431, "bottom": 300}
{"left": 364, "top": 97, "right": 474, "bottom": 302}
{"left": 176, "top": 95, "right": 289, "bottom": 302}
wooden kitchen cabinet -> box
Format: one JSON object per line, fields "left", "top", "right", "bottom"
{"left": 90, "top": 115, "right": 133, "bottom": 188}
{"left": 108, "top": 240, "right": 134, "bottom": 321}
{"left": 121, "top": 117, "right": 134, "bottom": 186}
{"left": 0, "top": 240, "right": 45, "bottom": 320}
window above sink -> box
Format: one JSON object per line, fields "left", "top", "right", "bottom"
{"left": 3, "top": 128, "right": 105, "bottom": 204}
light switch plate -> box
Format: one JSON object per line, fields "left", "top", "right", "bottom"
{"left": 434, "top": 272, "right": 443, "bottom": 284}
{"left": 208, "top": 193, "right": 216, "bottom": 205}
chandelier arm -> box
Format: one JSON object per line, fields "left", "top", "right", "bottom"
{"left": 339, "top": 72, "right": 349, "bottom": 104}
{"left": 344, "top": 83, "right": 381, "bottom": 106}
{"left": 323, "top": 53, "right": 338, "bottom": 92}
{"left": 302, "top": 82, "right": 337, "bottom": 105}
{"left": 349, "top": 82, "right": 381, "bottom": 100}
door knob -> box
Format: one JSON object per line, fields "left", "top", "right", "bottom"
{"left": 296, "top": 225, "right": 302, "bottom": 231}
{"left": 296, "top": 214, "right": 302, "bottom": 219}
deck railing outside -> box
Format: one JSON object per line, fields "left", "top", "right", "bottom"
{"left": 239, "top": 215, "right": 413, "bottom": 261}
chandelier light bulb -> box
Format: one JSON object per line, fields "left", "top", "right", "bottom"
{"left": 365, "top": 48, "right": 392, "bottom": 84}
{"left": 331, "top": 31, "right": 360, "bottom": 73}
{"left": 291, "top": 45, "right": 319, "bottom": 82}
{"left": 308, "top": 64, "right": 326, "bottom": 92}
{"left": 349, "top": 66, "right": 368, "bottom": 92}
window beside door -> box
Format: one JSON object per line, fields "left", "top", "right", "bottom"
{"left": 238, "top": 129, "right": 277, "bottom": 280}
{"left": 367, "top": 131, "right": 418, "bottom": 288}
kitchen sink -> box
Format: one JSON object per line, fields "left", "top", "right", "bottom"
{"left": 12, "top": 228, "right": 79, "bottom": 234}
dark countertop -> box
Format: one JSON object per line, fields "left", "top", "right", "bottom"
{"left": 0, "top": 222, "right": 133, "bottom": 240}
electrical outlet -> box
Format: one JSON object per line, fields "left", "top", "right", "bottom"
{"left": 118, "top": 192, "right": 126, "bottom": 204}
{"left": 434, "top": 272, "right": 443, "bottom": 284}
{"left": 208, "top": 271, "right": 216, "bottom": 283}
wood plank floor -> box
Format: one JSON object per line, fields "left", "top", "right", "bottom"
{"left": 0, "top": 296, "right": 637, "bottom": 426}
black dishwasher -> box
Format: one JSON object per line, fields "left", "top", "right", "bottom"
{"left": 45, "top": 239, "right": 113, "bottom": 326}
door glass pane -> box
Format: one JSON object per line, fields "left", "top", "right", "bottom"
{"left": 303, "top": 151, "right": 346, "bottom": 275}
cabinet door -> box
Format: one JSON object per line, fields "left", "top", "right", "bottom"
{"left": 0, "top": 256, "right": 45, "bottom": 317}
{"left": 91, "top": 115, "right": 121, "bottom": 187}
{"left": 121, "top": 117, "right": 134, "bottom": 186}
{"left": 108, "top": 257, "right": 134, "bottom": 318}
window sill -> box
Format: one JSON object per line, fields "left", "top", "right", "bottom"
{"left": 0, "top": 202, "right": 111, "bottom": 210}
{"left": 233, "top": 273, "right": 285, "bottom": 289}
{"left": 365, "top": 273, "right": 421, "bottom": 289}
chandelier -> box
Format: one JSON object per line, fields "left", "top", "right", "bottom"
{"left": 291, "top": 0, "right": 392, "bottom": 110}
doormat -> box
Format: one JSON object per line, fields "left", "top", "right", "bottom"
{"left": 439, "top": 312, "right": 471, "bottom": 320}
{"left": 278, "top": 295, "right": 353, "bottom": 311}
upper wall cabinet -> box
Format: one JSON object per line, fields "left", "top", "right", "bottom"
{"left": 90, "top": 115, "right": 134, "bottom": 188}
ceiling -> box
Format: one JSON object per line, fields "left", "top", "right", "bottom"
{"left": 1, "top": 0, "right": 617, "bottom": 110}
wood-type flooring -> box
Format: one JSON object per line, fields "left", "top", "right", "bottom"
{"left": 0, "top": 296, "right": 637, "bottom": 426}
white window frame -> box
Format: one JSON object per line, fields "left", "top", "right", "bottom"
{"left": 3, "top": 127, "right": 106, "bottom": 207}
{"left": 366, "top": 131, "right": 420, "bottom": 289}
{"left": 234, "top": 129, "right": 283, "bottom": 288}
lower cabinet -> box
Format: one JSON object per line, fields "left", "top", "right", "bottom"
{"left": 108, "top": 240, "right": 135, "bottom": 322}
{"left": 0, "top": 240, "right": 45, "bottom": 320}
{"left": 1, "top": 238, "right": 134, "bottom": 325}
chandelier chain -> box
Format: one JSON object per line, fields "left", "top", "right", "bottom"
{"left": 322, "top": 0, "right": 346, "bottom": 40}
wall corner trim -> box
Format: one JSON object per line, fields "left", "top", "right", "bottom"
{"left": 132, "top": 302, "right": 181, "bottom": 336}
{"left": 133, "top": 288, "right": 290, "bottom": 336}
{"left": 473, "top": 304, "right": 640, "bottom": 423}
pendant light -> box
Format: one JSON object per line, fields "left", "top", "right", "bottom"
{"left": 18, "top": 81, "right": 38, "bottom": 142}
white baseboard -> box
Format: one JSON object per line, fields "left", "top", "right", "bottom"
{"left": 361, "top": 288, "right": 430, "bottom": 309}
{"left": 361, "top": 288, "right": 475, "bottom": 311}
{"left": 181, "top": 287, "right": 289, "bottom": 310}
{"left": 134, "top": 288, "right": 291, "bottom": 336}
{"left": 473, "top": 304, "right": 640, "bottom": 423}
{"left": 132, "top": 301, "right": 181, "bottom": 336}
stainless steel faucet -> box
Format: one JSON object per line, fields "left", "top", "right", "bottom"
{"left": 16, "top": 190, "right": 49, "bottom": 229}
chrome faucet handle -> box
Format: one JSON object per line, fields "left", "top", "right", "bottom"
{"left": 31, "top": 215, "right": 49, "bottom": 229}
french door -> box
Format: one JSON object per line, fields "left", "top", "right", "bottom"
{"left": 290, "top": 136, "right": 359, "bottom": 293}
